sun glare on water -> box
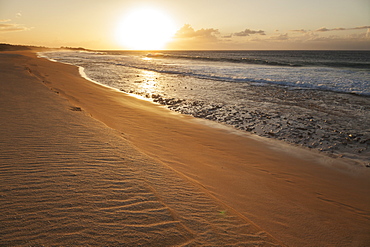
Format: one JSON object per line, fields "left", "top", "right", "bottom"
{"left": 116, "top": 7, "right": 176, "bottom": 50}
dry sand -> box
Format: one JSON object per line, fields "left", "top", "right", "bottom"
{"left": 0, "top": 50, "right": 369, "bottom": 246}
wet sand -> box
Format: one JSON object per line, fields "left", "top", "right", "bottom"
{"left": 1, "top": 51, "right": 369, "bottom": 246}
{"left": 167, "top": 83, "right": 370, "bottom": 165}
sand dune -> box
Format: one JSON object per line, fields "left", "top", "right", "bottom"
{"left": 1, "top": 51, "right": 369, "bottom": 246}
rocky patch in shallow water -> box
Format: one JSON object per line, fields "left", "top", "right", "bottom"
{"left": 121, "top": 86, "right": 370, "bottom": 166}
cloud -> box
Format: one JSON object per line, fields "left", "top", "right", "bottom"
{"left": 354, "top": 26, "right": 370, "bottom": 30}
{"left": 269, "top": 33, "right": 289, "bottom": 41}
{"left": 316, "top": 26, "right": 370, "bottom": 32}
{"left": 233, "top": 28, "right": 265, "bottom": 37}
{"left": 289, "top": 25, "right": 370, "bottom": 34}
{"left": 316, "top": 27, "right": 341, "bottom": 32}
{"left": 173, "top": 25, "right": 266, "bottom": 43}
{"left": 174, "top": 24, "right": 220, "bottom": 40}
{"left": 169, "top": 24, "right": 227, "bottom": 49}
{"left": 168, "top": 23, "right": 370, "bottom": 50}
{"left": 0, "top": 19, "right": 31, "bottom": 32}
{"left": 16, "top": 12, "right": 22, "bottom": 18}
{"left": 290, "top": 29, "right": 309, "bottom": 33}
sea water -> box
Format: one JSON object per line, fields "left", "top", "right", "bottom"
{"left": 40, "top": 50, "right": 370, "bottom": 165}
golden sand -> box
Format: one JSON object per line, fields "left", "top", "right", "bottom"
{"left": 1, "top": 50, "right": 369, "bottom": 246}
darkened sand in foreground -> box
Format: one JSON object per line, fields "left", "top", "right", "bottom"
{"left": 0, "top": 51, "right": 369, "bottom": 246}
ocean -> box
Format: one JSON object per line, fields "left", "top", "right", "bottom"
{"left": 40, "top": 50, "right": 370, "bottom": 165}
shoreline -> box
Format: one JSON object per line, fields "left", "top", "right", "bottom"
{"left": 40, "top": 50, "right": 370, "bottom": 166}
{"left": 1, "top": 50, "right": 370, "bottom": 246}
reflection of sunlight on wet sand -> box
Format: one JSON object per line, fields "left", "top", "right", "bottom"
{"left": 137, "top": 70, "right": 158, "bottom": 95}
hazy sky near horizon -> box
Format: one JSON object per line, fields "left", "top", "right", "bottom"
{"left": 1, "top": 0, "right": 369, "bottom": 50}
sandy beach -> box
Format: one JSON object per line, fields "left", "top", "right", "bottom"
{"left": 1, "top": 50, "right": 369, "bottom": 246}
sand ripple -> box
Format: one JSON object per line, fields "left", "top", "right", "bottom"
{"left": 0, "top": 53, "right": 280, "bottom": 246}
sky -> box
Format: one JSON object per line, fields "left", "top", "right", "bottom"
{"left": 0, "top": 0, "right": 369, "bottom": 50}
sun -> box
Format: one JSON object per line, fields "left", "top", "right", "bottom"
{"left": 115, "top": 7, "right": 177, "bottom": 50}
